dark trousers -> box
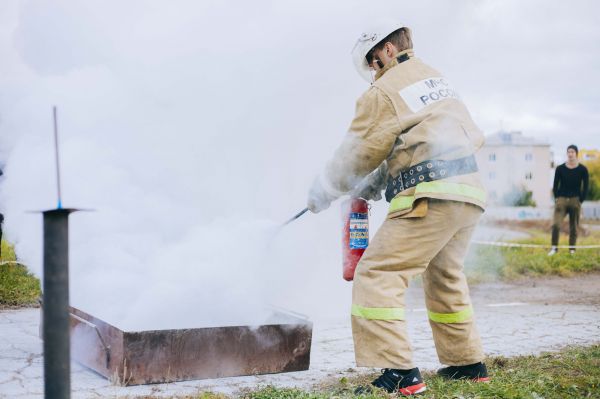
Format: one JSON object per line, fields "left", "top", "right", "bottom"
{"left": 551, "top": 197, "right": 581, "bottom": 249}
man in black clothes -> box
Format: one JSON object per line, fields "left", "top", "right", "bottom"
{"left": 549, "top": 144, "right": 589, "bottom": 255}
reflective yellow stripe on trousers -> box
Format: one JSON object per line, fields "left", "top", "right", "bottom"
{"left": 389, "top": 181, "right": 486, "bottom": 213}
{"left": 428, "top": 306, "right": 473, "bottom": 323}
{"left": 351, "top": 304, "right": 405, "bottom": 320}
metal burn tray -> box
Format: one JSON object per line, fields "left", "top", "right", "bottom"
{"left": 41, "top": 306, "right": 312, "bottom": 385}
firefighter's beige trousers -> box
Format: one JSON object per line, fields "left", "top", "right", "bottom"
{"left": 351, "top": 199, "right": 484, "bottom": 369}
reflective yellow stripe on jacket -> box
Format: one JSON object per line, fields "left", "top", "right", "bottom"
{"left": 389, "top": 181, "right": 486, "bottom": 214}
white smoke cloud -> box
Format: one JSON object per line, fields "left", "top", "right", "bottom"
{"left": 0, "top": 0, "right": 599, "bottom": 328}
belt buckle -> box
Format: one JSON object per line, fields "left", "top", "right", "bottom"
{"left": 397, "top": 172, "right": 405, "bottom": 192}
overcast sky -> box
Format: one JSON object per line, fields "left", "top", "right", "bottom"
{"left": 0, "top": 1, "right": 599, "bottom": 318}
{"left": 2, "top": 1, "right": 600, "bottom": 163}
{"left": 1, "top": 0, "right": 599, "bottom": 244}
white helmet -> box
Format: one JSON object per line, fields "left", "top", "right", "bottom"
{"left": 351, "top": 20, "right": 405, "bottom": 82}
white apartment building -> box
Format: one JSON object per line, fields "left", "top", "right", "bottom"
{"left": 475, "top": 131, "right": 553, "bottom": 208}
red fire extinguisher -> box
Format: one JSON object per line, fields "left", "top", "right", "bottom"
{"left": 342, "top": 198, "right": 369, "bottom": 281}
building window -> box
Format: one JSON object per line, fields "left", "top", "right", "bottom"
{"left": 489, "top": 153, "right": 496, "bottom": 161}
{"left": 525, "top": 172, "right": 533, "bottom": 180}
{"left": 525, "top": 153, "right": 533, "bottom": 161}
{"left": 490, "top": 190, "right": 497, "bottom": 200}
{"left": 489, "top": 172, "right": 496, "bottom": 180}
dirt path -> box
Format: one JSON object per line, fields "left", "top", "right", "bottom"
{"left": 1, "top": 274, "right": 600, "bottom": 398}
{"left": 470, "top": 273, "right": 600, "bottom": 306}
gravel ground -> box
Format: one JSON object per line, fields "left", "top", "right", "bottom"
{"left": 1, "top": 274, "right": 600, "bottom": 398}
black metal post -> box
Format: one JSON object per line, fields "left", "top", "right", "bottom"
{"left": 42, "top": 209, "right": 76, "bottom": 399}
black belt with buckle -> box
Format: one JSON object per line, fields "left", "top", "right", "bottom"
{"left": 385, "top": 155, "right": 478, "bottom": 202}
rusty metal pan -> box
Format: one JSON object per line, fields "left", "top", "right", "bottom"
{"left": 42, "top": 306, "right": 312, "bottom": 385}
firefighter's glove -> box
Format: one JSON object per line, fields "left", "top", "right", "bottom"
{"left": 352, "top": 183, "right": 383, "bottom": 201}
{"left": 350, "top": 164, "right": 387, "bottom": 201}
{"left": 307, "top": 176, "right": 339, "bottom": 213}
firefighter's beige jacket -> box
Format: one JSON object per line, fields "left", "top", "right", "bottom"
{"left": 322, "top": 49, "right": 486, "bottom": 217}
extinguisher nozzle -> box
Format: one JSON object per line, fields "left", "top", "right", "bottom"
{"left": 283, "top": 208, "right": 309, "bottom": 226}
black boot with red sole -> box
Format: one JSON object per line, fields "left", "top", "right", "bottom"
{"left": 437, "top": 362, "right": 490, "bottom": 382}
{"left": 355, "top": 367, "right": 427, "bottom": 396}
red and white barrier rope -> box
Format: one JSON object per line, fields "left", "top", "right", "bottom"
{"left": 471, "top": 240, "right": 600, "bottom": 249}
{"left": 0, "top": 260, "right": 24, "bottom": 266}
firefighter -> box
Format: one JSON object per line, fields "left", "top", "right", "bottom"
{"left": 307, "top": 22, "right": 489, "bottom": 395}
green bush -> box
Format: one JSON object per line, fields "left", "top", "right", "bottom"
{"left": 502, "top": 185, "right": 537, "bottom": 207}
{"left": 583, "top": 158, "right": 600, "bottom": 201}
{"left": 1, "top": 239, "right": 16, "bottom": 261}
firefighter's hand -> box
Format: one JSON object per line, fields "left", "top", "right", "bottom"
{"left": 352, "top": 183, "right": 383, "bottom": 201}
{"left": 307, "top": 177, "right": 338, "bottom": 213}
{"left": 350, "top": 164, "right": 387, "bottom": 202}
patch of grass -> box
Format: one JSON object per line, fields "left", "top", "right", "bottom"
{"left": 240, "top": 385, "right": 388, "bottom": 399}
{"left": 114, "top": 342, "right": 600, "bottom": 399}
{"left": 465, "top": 227, "right": 600, "bottom": 281}
{"left": 502, "top": 246, "right": 600, "bottom": 278}
{"left": 0, "top": 240, "right": 41, "bottom": 307}
{"left": 132, "top": 394, "right": 229, "bottom": 399}
{"left": 1, "top": 238, "right": 16, "bottom": 261}
{"left": 220, "top": 345, "right": 600, "bottom": 399}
